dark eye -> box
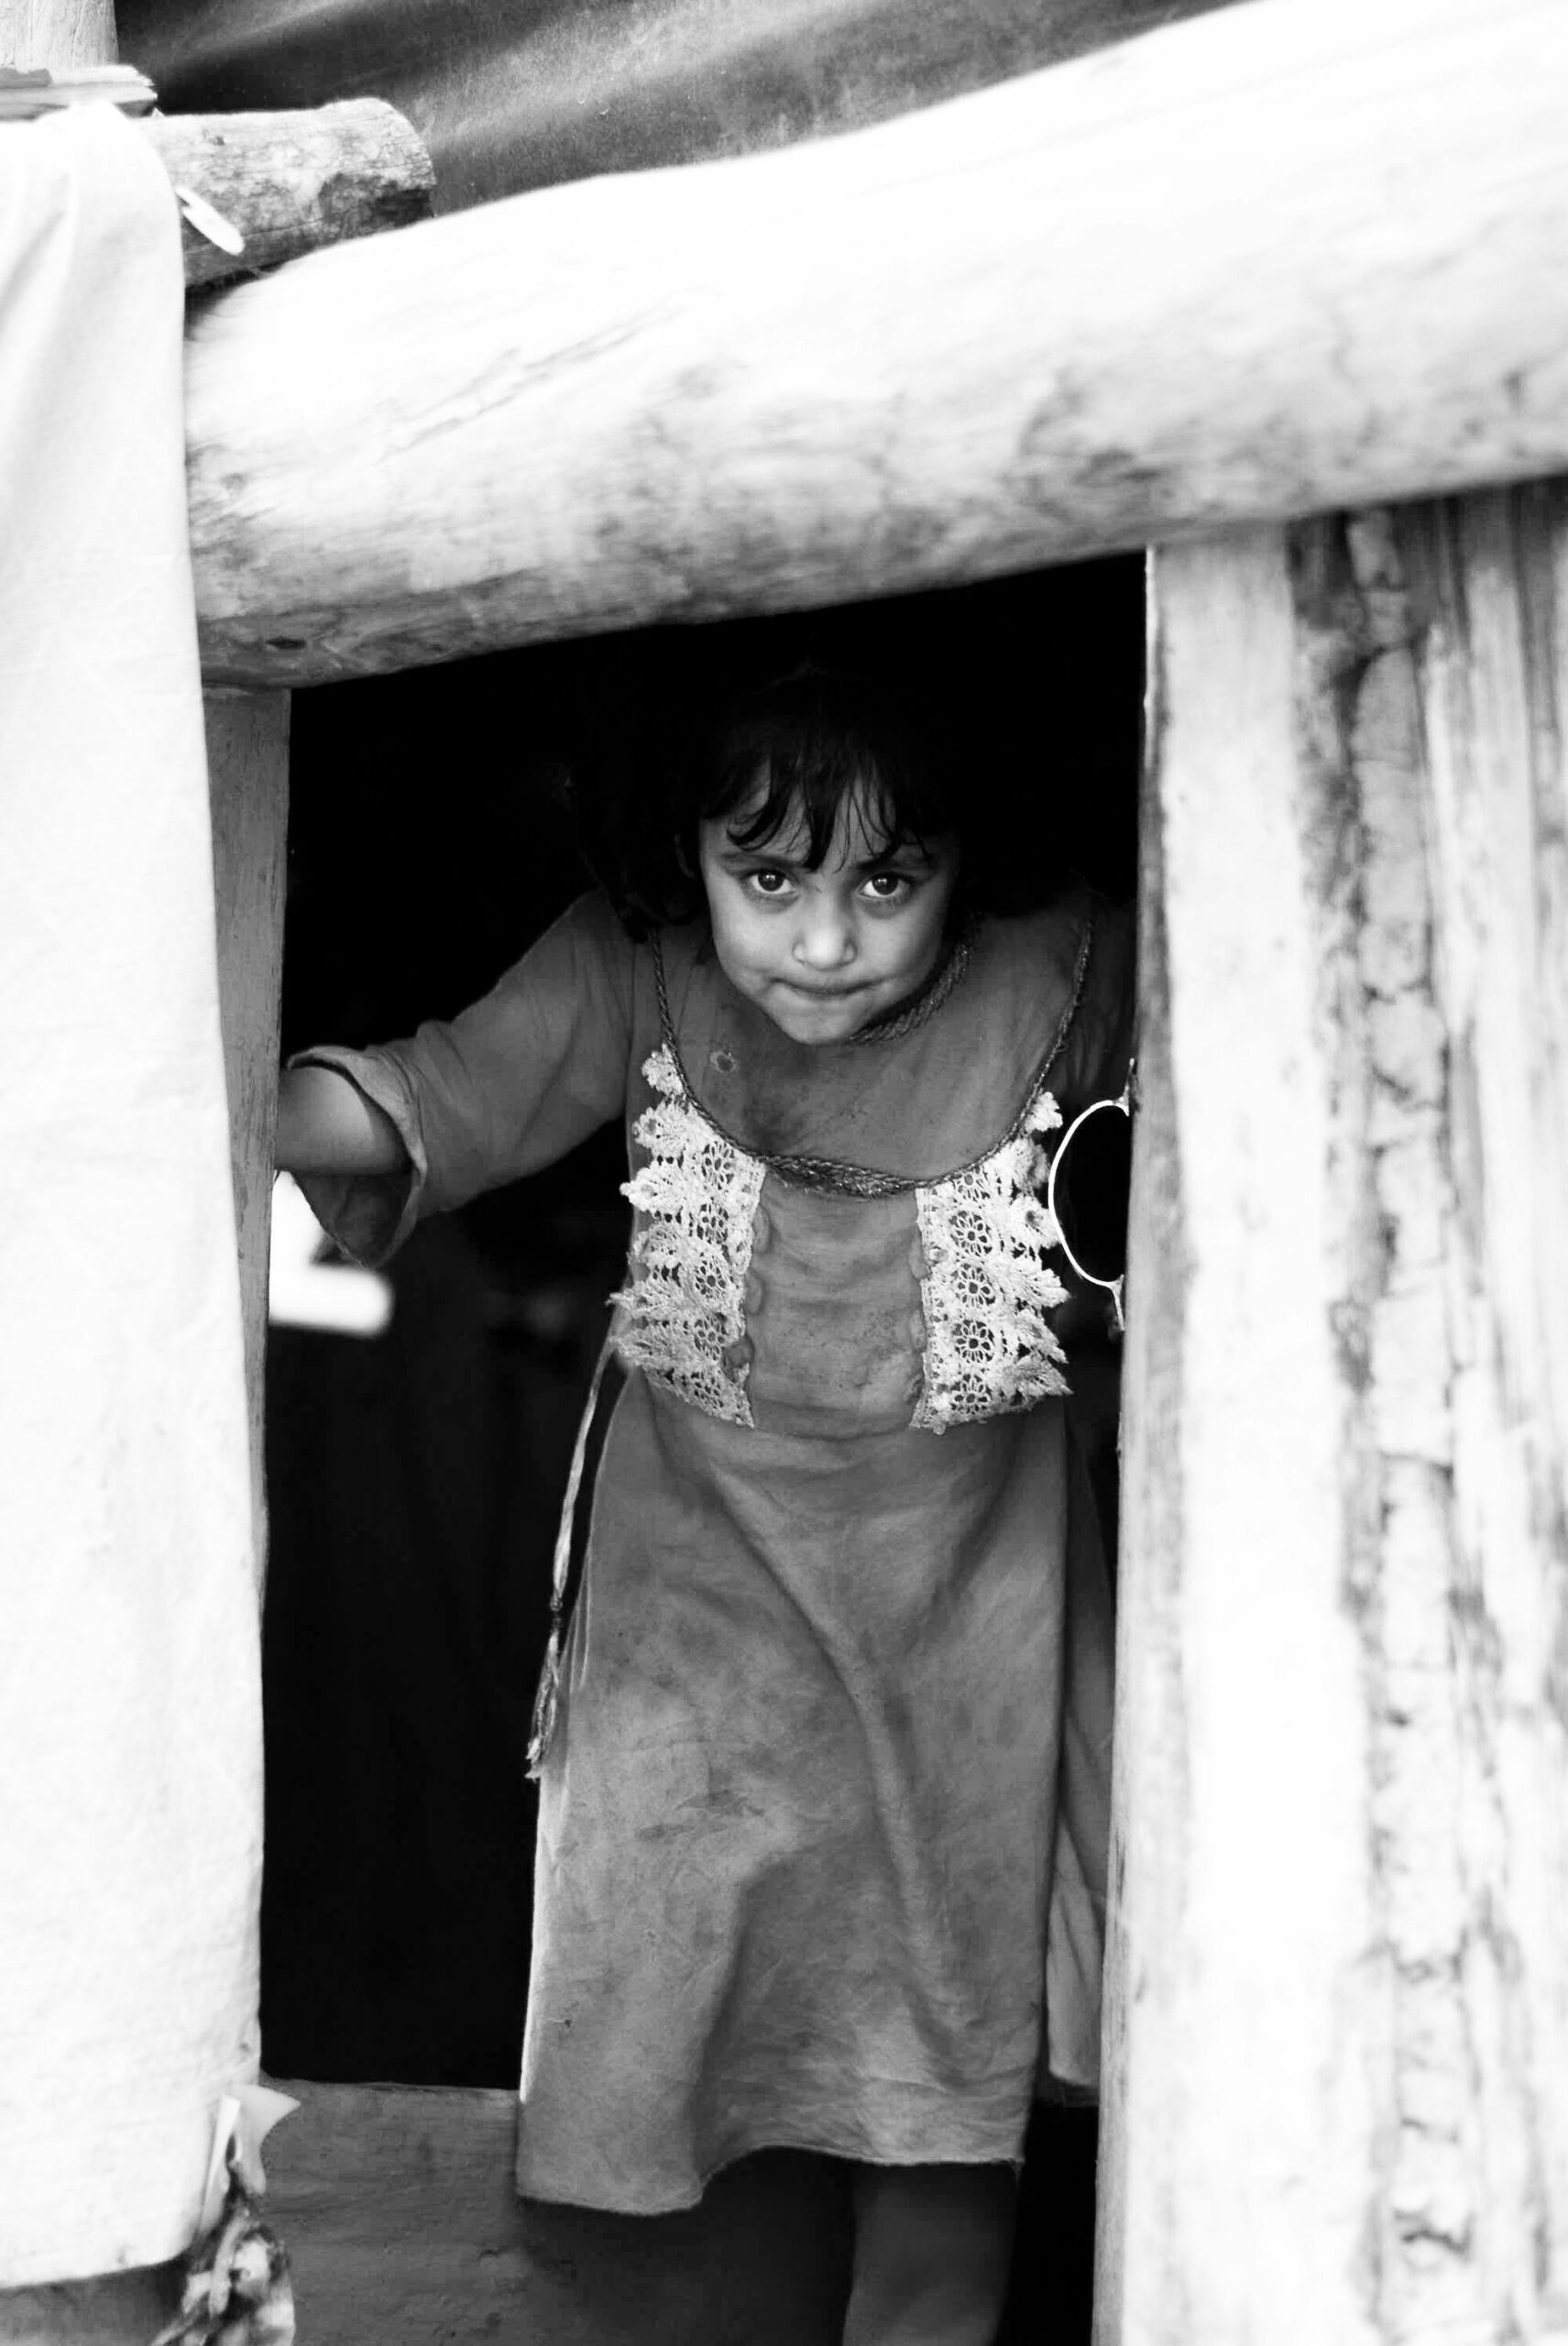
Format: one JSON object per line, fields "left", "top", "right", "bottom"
{"left": 747, "top": 868, "right": 792, "bottom": 897}
{"left": 863, "top": 872, "right": 915, "bottom": 903}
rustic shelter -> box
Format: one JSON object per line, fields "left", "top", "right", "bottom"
{"left": 2, "top": 0, "right": 1567, "bottom": 2338}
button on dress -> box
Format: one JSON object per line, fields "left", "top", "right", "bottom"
{"left": 296, "top": 887, "right": 1127, "bottom": 2212}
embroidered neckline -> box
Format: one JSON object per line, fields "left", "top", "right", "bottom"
{"left": 616, "top": 916, "right": 1096, "bottom": 1435}
{"left": 648, "top": 915, "right": 1096, "bottom": 1200}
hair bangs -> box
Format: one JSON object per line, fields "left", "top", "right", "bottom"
{"left": 565, "top": 655, "right": 1065, "bottom": 937}
{"left": 702, "top": 672, "right": 949, "bottom": 870}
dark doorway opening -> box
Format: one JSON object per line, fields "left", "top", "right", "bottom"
{"left": 261, "top": 553, "right": 1142, "bottom": 2341}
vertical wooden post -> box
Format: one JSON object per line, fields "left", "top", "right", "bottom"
{"left": 1097, "top": 493, "right": 1568, "bottom": 2341}
{"left": 206, "top": 691, "right": 291, "bottom": 1590}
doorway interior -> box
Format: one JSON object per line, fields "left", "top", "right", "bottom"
{"left": 260, "top": 553, "right": 1143, "bottom": 2341}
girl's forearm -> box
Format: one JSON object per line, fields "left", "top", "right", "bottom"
{"left": 275, "top": 1065, "right": 408, "bottom": 1175}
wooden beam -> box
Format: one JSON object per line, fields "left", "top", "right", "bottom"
{"left": 0, "top": 2266, "right": 180, "bottom": 2346}
{"left": 1097, "top": 491, "right": 1568, "bottom": 2341}
{"left": 0, "top": 90, "right": 431, "bottom": 284}
{"left": 183, "top": 0, "right": 1568, "bottom": 688}
{"left": 205, "top": 691, "right": 290, "bottom": 1595}
{"left": 260, "top": 2079, "right": 851, "bottom": 2346}
{"left": 144, "top": 101, "right": 433, "bottom": 289}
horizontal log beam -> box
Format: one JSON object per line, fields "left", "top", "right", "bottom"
{"left": 186, "top": 0, "right": 1568, "bottom": 688}
{"left": 144, "top": 101, "right": 433, "bottom": 288}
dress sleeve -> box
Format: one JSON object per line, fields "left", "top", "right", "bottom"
{"left": 291, "top": 891, "right": 636, "bottom": 1267}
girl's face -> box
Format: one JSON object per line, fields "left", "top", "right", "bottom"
{"left": 697, "top": 775, "right": 961, "bottom": 1046}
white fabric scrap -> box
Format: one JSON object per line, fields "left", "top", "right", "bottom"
{"left": 0, "top": 105, "right": 262, "bottom": 2286}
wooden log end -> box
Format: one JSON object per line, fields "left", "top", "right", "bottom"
{"left": 143, "top": 98, "right": 434, "bottom": 290}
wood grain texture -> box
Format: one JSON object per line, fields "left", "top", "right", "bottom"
{"left": 0, "top": 0, "right": 115, "bottom": 68}
{"left": 0, "top": 2265, "right": 181, "bottom": 2346}
{"left": 144, "top": 101, "right": 433, "bottom": 289}
{"left": 1101, "top": 528, "right": 1384, "bottom": 2344}
{"left": 1098, "top": 493, "right": 1568, "bottom": 2341}
{"left": 182, "top": 0, "right": 1568, "bottom": 688}
{"left": 205, "top": 691, "right": 290, "bottom": 1595}
{"left": 259, "top": 2079, "right": 852, "bottom": 2346}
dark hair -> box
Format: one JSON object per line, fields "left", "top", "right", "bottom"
{"left": 567, "top": 664, "right": 1054, "bottom": 937}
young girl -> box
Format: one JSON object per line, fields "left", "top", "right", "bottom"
{"left": 276, "top": 670, "right": 1129, "bottom": 2346}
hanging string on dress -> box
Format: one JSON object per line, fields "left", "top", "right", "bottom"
{"left": 527, "top": 1346, "right": 622, "bottom": 1779}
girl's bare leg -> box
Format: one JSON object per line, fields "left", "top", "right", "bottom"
{"left": 842, "top": 2162, "right": 1016, "bottom": 2346}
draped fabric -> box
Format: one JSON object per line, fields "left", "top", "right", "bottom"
{"left": 0, "top": 106, "right": 260, "bottom": 2285}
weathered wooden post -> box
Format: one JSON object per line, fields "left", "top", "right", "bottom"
{"left": 204, "top": 689, "right": 290, "bottom": 1576}
{"left": 1098, "top": 499, "right": 1568, "bottom": 2341}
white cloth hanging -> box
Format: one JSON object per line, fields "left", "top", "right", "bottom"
{"left": 0, "top": 103, "right": 261, "bottom": 2286}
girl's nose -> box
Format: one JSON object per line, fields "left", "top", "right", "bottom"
{"left": 793, "top": 899, "right": 855, "bottom": 971}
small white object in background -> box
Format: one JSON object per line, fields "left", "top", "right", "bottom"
{"left": 175, "top": 184, "right": 246, "bottom": 258}
{"left": 269, "top": 1173, "right": 393, "bottom": 1337}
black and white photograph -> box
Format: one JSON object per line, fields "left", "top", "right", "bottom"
{"left": 2, "top": 2, "right": 1565, "bottom": 2341}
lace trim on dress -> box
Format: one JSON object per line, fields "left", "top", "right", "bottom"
{"left": 611, "top": 1044, "right": 765, "bottom": 1427}
{"left": 910, "top": 1085, "right": 1071, "bottom": 1432}
{"left": 626, "top": 916, "right": 1095, "bottom": 1431}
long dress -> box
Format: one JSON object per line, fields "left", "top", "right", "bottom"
{"left": 296, "top": 883, "right": 1129, "bottom": 2213}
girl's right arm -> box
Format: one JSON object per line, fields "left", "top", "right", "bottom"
{"left": 275, "top": 1064, "right": 409, "bottom": 1176}
{"left": 272, "top": 892, "right": 636, "bottom": 1266}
